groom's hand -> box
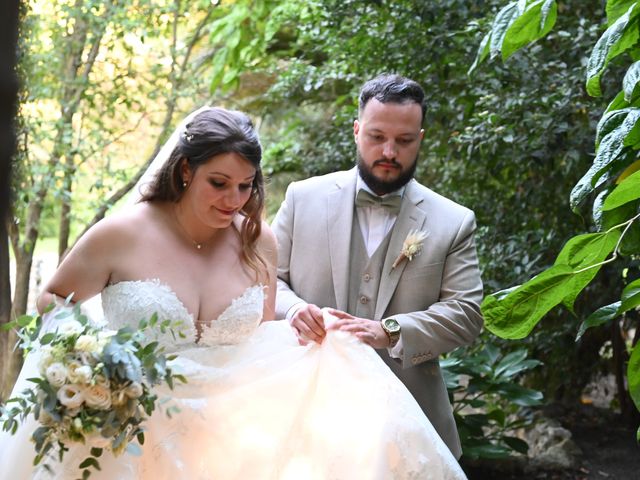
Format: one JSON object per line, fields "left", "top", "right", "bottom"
{"left": 326, "top": 309, "right": 389, "bottom": 349}
{"left": 290, "top": 303, "right": 326, "bottom": 345}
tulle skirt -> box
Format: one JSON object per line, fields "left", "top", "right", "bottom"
{"left": 0, "top": 321, "right": 466, "bottom": 480}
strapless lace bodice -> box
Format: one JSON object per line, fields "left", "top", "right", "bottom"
{"left": 101, "top": 280, "right": 264, "bottom": 348}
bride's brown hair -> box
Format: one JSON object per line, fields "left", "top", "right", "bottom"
{"left": 140, "top": 107, "right": 266, "bottom": 280}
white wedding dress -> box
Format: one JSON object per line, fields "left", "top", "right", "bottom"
{"left": 1, "top": 280, "right": 466, "bottom": 480}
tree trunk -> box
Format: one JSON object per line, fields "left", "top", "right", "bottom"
{"left": 0, "top": 227, "right": 20, "bottom": 401}
{"left": 58, "top": 171, "right": 74, "bottom": 262}
{"left": 11, "top": 249, "right": 33, "bottom": 317}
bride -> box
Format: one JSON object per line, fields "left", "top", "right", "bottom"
{"left": 0, "top": 107, "right": 466, "bottom": 479}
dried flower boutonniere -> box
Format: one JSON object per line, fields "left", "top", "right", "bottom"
{"left": 391, "top": 229, "right": 428, "bottom": 270}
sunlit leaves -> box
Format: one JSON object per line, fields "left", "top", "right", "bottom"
{"left": 469, "top": 0, "right": 557, "bottom": 72}
{"left": 488, "top": 2, "right": 521, "bottom": 61}
{"left": 501, "top": 0, "right": 557, "bottom": 60}
{"left": 606, "top": 0, "right": 639, "bottom": 26}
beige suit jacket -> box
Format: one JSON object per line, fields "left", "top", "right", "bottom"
{"left": 272, "top": 168, "right": 484, "bottom": 458}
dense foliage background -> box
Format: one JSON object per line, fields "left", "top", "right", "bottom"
{"left": 2, "top": 0, "right": 638, "bottom": 468}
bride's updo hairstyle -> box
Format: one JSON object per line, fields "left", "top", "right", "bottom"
{"left": 140, "top": 107, "right": 266, "bottom": 277}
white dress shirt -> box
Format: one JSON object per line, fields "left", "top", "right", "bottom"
{"left": 355, "top": 175, "right": 405, "bottom": 257}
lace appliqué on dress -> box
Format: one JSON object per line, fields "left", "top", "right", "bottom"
{"left": 198, "top": 285, "right": 264, "bottom": 346}
{"left": 102, "top": 280, "right": 198, "bottom": 351}
{"left": 101, "top": 280, "right": 264, "bottom": 350}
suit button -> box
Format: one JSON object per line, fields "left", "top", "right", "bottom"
{"left": 363, "top": 273, "right": 371, "bottom": 282}
{"left": 411, "top": 357, "right": 419, "bottom": 365}
{"left": 359, "top": 295, "right": 368, "bottom": 304}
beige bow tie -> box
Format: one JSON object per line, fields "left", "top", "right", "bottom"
{"left": 355, "top": 189, "right": 402, "bottom": 214}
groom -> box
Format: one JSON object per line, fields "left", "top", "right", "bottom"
{"left": 271, "top": 73, "right": 483, "bottom": 458}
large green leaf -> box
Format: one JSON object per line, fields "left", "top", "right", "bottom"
{"left": 628, "top": 341, "right": 640, "bottom": 413}
{"left": 586, "top": 4, "right": 640, "bottom": 97}
{"left": 554, "top": 230, "right": 621, "bottom": 309}
{"left": 554, "top": 231, "right": 621, "bottom": 269}
{"left": 576, "top": 301, "right": 621, "bottom": 341}
{"left": 488, "top": 2, "right": 521, "bottom": 60}
{"left": 603, "top": 169, "right": 640, "bottom": 210}
{"left": 571, "top": 108, "right": 640, "bottom": 210}
{"left": 482, "top": 265, "right": 577, "bottom": 339}
{"left": 607, "top": 0, "right": 639, "bottom": 26}
{"left": 483, "top": 227, "right": 619, "bottom": 339}
{"left": 502, "top": 0, "right": 557, "bottom": 60}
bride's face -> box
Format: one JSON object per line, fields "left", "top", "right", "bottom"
{"left": 182, "top": 152, "right": 256, "bottom": 228}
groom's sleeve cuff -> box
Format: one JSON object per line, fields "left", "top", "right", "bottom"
{"left": 285, "top": 302, "right": 307, "bottom": 323}
{"left": 388, "top": 338, "right": 403, "bottom": 359}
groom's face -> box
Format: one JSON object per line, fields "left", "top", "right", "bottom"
{"left": 354, "top": 98, "right": 424, "bottom": 195}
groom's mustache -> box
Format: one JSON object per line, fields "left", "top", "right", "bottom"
{"left": 373, "top": 159, "right": 401, "bottom": 168}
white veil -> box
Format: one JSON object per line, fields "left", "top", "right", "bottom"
{"left": 126, "top": 105, "right": 212, "bottom": 206}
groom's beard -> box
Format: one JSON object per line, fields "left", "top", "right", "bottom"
{"left": 357, "top": 151, "right": 418, "bottom": 195}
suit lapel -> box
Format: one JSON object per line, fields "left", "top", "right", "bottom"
{"left": 327, "top": 169, "right": 357, "bottom": 311}
{"left": 375, "top": 180, "right": 427, "bottom": 319}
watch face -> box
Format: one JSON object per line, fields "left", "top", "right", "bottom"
{"left": 384, "top": 318, "right": 400, "bottom": 333}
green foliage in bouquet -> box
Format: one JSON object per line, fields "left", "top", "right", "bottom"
{"left": 442, "top": 342, "right": 543, "bottom": 460}
{"left": 0, "top": 300, "right": 187, "bottom": 479}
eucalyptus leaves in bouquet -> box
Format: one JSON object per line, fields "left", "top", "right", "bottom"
{"left": 0, "top": 300, "right": 187, "bottom": 478}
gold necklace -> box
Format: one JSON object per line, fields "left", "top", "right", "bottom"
{"left": 172, "top": 207, "right": 207, "bottom": 250}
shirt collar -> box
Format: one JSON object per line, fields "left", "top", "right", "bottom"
{"left": 356, "top": 169, "right": 406, "bottom": 200}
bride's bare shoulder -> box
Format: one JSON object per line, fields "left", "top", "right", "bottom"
{"left": 80, "top": 202, "right": 162, "bottom": 248}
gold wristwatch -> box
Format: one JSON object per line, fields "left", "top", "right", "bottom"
{"left": 381, "top": 317, "right": 401, "bottom": 348}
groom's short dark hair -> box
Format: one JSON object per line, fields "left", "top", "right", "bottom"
{"left": 358, "top": 74, "right": 426, "bottom": 123}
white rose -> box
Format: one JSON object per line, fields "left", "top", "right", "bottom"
{"left": 57, "top": 384, "right": 84, "bottom": 409}
{"left": 84, "top": 385, "right": 112, "bottom": 410}
{"left": 45, "top": 363, "right": 67, "bottom": 388}
{"left": 124, "top": 382, "right": 143, "bottom": 399}
{"left": 57, "top": 320, "right": 84, "bottom": 337}
{"left": 75, "top": 334, "right": 100, "bottom": 353}
{"left": 72, "top": 365, "right": 93, "bottom": 385}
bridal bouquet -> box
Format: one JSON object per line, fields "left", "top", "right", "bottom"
{"left": 0, "top": 301, "right": 187, "bottom": 477}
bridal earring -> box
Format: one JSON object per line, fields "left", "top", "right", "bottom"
{"left": 183, "top": 181, "right": 187, "bottom": 188}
